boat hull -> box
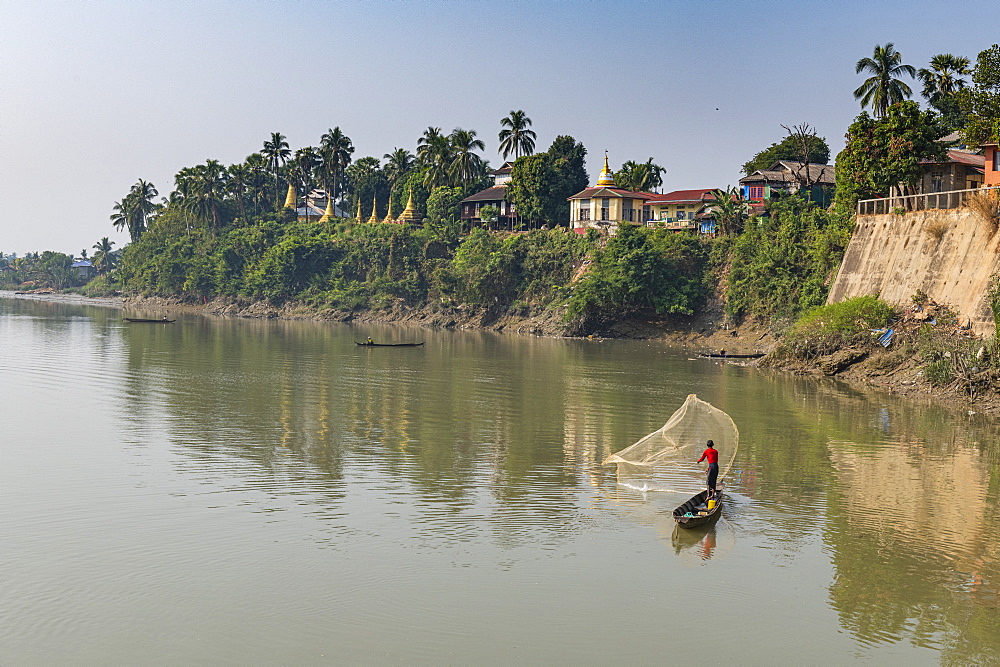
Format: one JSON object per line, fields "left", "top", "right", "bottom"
{"left": 672, "top": 488, "right": 723, "bottom": 528}
{"left": 355, "top": 342, "right": 424, "bottom": 347}
{"left": 124, "top": 318, "right": 175, "bottom": 323}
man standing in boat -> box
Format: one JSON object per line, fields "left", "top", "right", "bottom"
{"left": 697, "top": 440, "right": 719, "bottom": 497}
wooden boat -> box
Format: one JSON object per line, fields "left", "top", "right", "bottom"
{"left": 673, "top": 488, "right": 723, "bottom": 528}
{"left": 699, "top": 352, "right": 764, "bottom": 359}
{"left": 124, "top": 317, "right": 175, "bottom": 323}
{"left": 355, "top": 341, "right": 424, "bottom": 347}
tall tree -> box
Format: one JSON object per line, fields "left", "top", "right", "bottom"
{"left": 261, "top": 132, "right": 291, "bottom": 205}
{"left": 319, "top": 127, "right": 354, "bottom": 211}
{"left": 709, "top": 186, "right": 748, "bottom": 236}
{"left": 958, "top": 44, "right": 1000, "bottom": 147}
{"left": 448, "top": 128, "right": 486, "bottom": 189}
{"left": 91, "top": 237, "right": 117, "bottom": 274}
{"left": 498, "top": 110, "right": 537, "bottom": 160}
{"left": 383, "top": 148, "right": 415, "bottom": 192}
{"left": 854, "top": 43, "right": 916, "bottom": 118}
{"left": 919, "top": 53, "right": 971, "bottom": 130}
{"left": 417, "top": 127, "right": 453, "bottom": 189}
{"left": 614, "top": 158, "right": 665, "bottom": 192}
{"left": 507, "top": 135, "right": 588, "bottom": 228}
{"left": 183, "top": 160, "right": 229, "bottom": 233}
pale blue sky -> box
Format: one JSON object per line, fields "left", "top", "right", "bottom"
{"left": 2, "top": 0, "right": 998, "bottom": 255}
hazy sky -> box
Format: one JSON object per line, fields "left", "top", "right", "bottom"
{"left": 2, "top": 0, "right": 998, "bottom": 256}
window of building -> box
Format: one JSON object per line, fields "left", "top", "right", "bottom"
{"left": 677, "top": 210, "right": 686, "bottom": 220}
{"left": 601, "top": 198, "right": 610, "bottom": 221}
{"left": 749, "top": 186, "right": 764, "bottom": 199}
{"left": 994, "top": 149, "right": 1000, "bottom": 172}
{"left": 623, "top": 198, "right": 634, "bottom": 222}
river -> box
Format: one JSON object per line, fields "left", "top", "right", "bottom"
{"left": 2, "top": 295, "right": 998, "bottom": 664}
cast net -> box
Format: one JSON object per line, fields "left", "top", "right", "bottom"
{"left": 603, "top": 394, "right": 739, "bottom": 493}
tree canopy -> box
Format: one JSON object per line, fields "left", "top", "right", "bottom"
{"left": 507, "top": 136, "right": 588, "bottom": 227}
{"left": 959, "top": 44, "right": 1000, "bottom": 147}
{"left": 742, "top": 130, "right": 830, "bottom": 176}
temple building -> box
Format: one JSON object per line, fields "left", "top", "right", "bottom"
{"left": 567, "top": 154, "right": 656, "bottom": 232}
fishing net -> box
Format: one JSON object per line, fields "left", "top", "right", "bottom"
{"left": 603, "top": 394, "right": 739, "bottom": 493}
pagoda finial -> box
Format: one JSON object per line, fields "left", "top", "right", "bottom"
{"left": 283, "top": 182, "right": 297, "bottom": 209}
{"left": 596, "top": 150, "right": 616, "bottom": 187}
{"left": 367, "top": 195, "right": 380, "bottom": 224}
{"left": 383, "top": 198, "right": 395, "bottom": 223}
{"left": 356, "top": 198, "right": 362, "bottom": 221}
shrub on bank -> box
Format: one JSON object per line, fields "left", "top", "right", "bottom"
{"left": 778, "top": 295, "right": 894, "bottom": 358}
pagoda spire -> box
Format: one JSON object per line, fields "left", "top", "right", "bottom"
{"left": 596, "top": 151, "right": 616, "bottom": 187}
{"left": 283, "top": 182, "right": 297, "bottom": 209}
{"left": 382, "top": 199, "right": 395, "bottom": 223}
{"left": 356, "top": 198, "right": 363, "bottom": 221}
{"left": 366, "top": 195, "right": 380, "bottom": 224}
{"left": 398, "top": 188, "right": 419, "bottom": 224}
{"left": 319, "top": 193, "right": 335, "bottom": 223}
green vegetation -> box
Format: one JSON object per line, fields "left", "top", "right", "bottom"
{"left": 742, "top": 130, "right": 830, "bottom": 176}
{"left": 959, "top": 44, "right": 1000, "bottom": 146}
{"left": 853, "top": 42, "right": 916, "bottom": 118}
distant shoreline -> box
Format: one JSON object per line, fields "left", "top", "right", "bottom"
{"left": 0, "top": 290, "right": 123, "bottom": 308}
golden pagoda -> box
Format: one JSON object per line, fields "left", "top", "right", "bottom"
{"left": 366, "top": 196, "right": 380, "bottom": 224}
{"left": 382, "top": 200, "right": 395, "bottom": 224}
{"left": 397, "top": 188, "right": 420, "bottom": 224}
{"left": 318, "top": 194, "right": 335, "bottom": 223}
{"left": 355, "top": 198, "right": 363, "bottom": 221}
{"left": 596, "top": 151, "right": 616, "bottom": 187}
{"left": 283, "top": 183, "right": 297, "bottom": 209}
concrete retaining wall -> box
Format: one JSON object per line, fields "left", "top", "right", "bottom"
{"left": 827, "top": 209, "right": 1000, "bottom": 337}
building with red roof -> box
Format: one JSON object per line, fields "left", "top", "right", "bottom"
{"left": 918, "top": 149, "right": 985, "bottom": 193}
{"left": 644, "top": 189, "right": 721, "bottom": 233}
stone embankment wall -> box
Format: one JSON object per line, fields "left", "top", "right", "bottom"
{"left": 827, "top": 209, "right": 1000, "bottom": 336}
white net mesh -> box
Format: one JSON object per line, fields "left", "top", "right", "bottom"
{"left": 603, "top": 394, "right": 739, "bottom": 493}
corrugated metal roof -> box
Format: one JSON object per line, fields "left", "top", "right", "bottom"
{"left": 461, "top": 185, "right": 510, "bottom": 203}
{"left": 645, "top": 188, "right": 719, "bottom": 204}
{"left": 567, "top": 187, "right": 657, "bottom": 201}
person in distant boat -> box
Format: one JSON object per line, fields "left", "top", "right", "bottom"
{"left": 697, "top": 439, "right": 719, "bottom": 496}
{"left": 366, "top": 337, "right": 374, "bottom": 345}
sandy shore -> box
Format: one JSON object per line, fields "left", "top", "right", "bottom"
{"left": 0, "top": 290, "right": 123, "bottom": 308}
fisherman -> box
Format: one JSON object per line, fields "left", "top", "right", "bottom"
{"left": 366, "top": 336, "right": 374, "bottom": 345}
{"left": 697, "top": 439, "right": 719, "bottom": 497}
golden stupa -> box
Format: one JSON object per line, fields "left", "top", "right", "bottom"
{"left": 366, "top": 196, "right": 380, "bottom": 224}
{"left": 596, "top": 152, "right": 616, "bottom": 187}
{"left": 318, "top": 194, "right": 335, "bottom": 223}
{"left": 355, "top": 198, "right": 363, "bottom": 221}
{"left": 397, "top": 188, "right": 420, "bottom": 224}
{"left": 382, "top": 200, "right": 395, "bottom": 224}
{"left": 283, "top": 183, "right": 297, "bottom": 209}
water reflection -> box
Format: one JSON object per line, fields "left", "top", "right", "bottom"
{"left": 3, "top": 295, "right": 1000, "bottom": 663}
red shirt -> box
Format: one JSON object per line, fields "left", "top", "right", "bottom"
{"left": 698, "top": 448, "right": 719, "bottom": 464}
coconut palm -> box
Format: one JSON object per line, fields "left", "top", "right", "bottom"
{"left": 448, "top": 128, "right": 486, "bottom": 189}
{"left": 183, "top": 160, "right": 229, "bottom": 232}
{"left": 261, "top": 132, "right": 291, "bottom": 205}
{"left": 383, "top": 148, "right": 415, "bottom": 191}
{"left": 498, "top": 110, "right": 537, "bottom": 160}
{"left": 854, "top": 43, "right": 916, "bottom": 118}
{"left": 418, "top": 127, "right": 453, "bottom": 189}
{"left": 319, "top": 127, "right": 354, "bottom": 212}
{"left": 91, "top": 237, "right": 117, "bottom": 274}
{"left": 918, "top": 53, "right": 971, "bottom": 107}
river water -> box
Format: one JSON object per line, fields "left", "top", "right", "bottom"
{"left": 2, "top": 295, "right": 998, "bottom": 664}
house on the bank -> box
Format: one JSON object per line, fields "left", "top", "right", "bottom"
{"left": 645, "top": 189, "right": 720, "bottom": 234}
{"left": 918, "top": 149, "right": 985, "bottom": 193}
{"left": 567, "top": 154, "right": 656, "bottom": 232}
{"left": 71, "top": 260, "right": 95, "bottom": 280}
{"left": 460, "top": 162, "right": 518, "bottom": 227}
{"left": 739, "top": 160, "right": 835, "bottom": 212}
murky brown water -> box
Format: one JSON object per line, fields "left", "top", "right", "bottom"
{"left": 2, "top": 295, "right": 998, "bottom": 664}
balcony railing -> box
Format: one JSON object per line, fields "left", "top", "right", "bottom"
{"left": 857, "top": 186, "right": 1000, "bottom": 215}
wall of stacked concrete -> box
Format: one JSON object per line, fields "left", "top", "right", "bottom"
{"left": 827, "top": 209, "right": 1000, "bottom": 337}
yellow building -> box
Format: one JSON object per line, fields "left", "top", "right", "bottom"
{"left": 567, "top": 154, "right": 655, "bottom": 232}
{"left": 644, "top": 189, "right": 720, "bottom": 233}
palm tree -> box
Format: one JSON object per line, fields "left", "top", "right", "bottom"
{"left": 918, "top": 53, "right": 971, "bottom": 106}
{"left": 91, "top": 237, "right": 116, "bottom": 275}
{"left": 183, "top": 160, "right": 229, "bottom": 233}
{"left": 130, "top": 179, "right": 158, "bottom": 231}
{"left": 709, "top": 186, "right": 748, "bottom": 236}
{"left": 418, "top": 127, "right": 453, "bottom": 190}
{"left": 448, "top": 128, "right": 486, "bottom": 189}
{"left": 110, "top": 198, "right": 132, "bottom": 236}
{"left": 319, "top": 127, "right": 354, "bottom": 213}
{"left": 383, "top": 148, "right": 415, "bottom": 191}
{"left": 498, "top": 110, "right": 537, "bottom": 160}
{"left": 261, "top": 132, "right": 291, "bottom": 205}
{"left": 854, "top": 43, "right": 916, "bottom": 118}
{"left": 615, "top": 158, "right": 665, "bottom": 192}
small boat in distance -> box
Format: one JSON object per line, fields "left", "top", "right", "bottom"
{"left": 355, "top": 341, "right": 424, "bottom": 347}
{"left": 673, "top": 488, "right": 723, "bottom": 528}
{"left": 124, "top": 317, "right": 175, "bottom": 323}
